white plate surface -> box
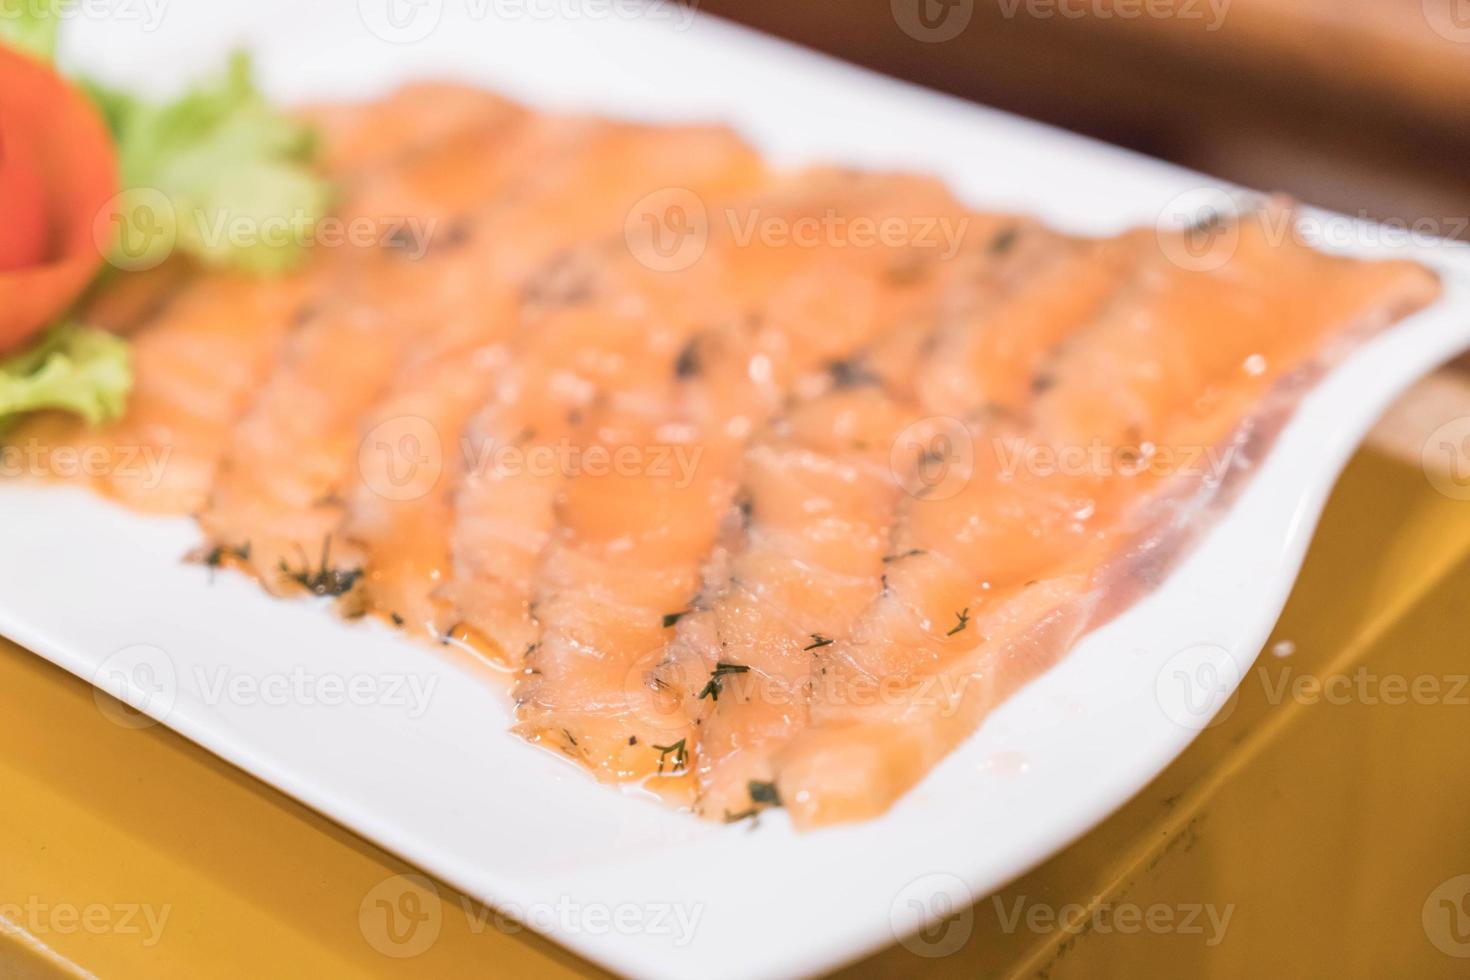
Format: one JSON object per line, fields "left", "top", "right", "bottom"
{"left": 4, "top": 4, "right": 1470, "bottom": 978}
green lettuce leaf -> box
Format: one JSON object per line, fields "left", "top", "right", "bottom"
{"left": 0, "top": 324, "right": 132, "bottom": 430}
{"left": 95, "top": 52, "right": 332, "bottom": 273}
{"left": 0, "top": 0, "right": 60, "bottom": 60}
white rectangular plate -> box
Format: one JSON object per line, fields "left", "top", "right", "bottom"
{"left": 4, "top": 4, "right": 1470, "bottom": 978}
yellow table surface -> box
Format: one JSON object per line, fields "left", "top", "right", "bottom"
{"left": 4, "top": 449, "right": 1470, "bottom": 978}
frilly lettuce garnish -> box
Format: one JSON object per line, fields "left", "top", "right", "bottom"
{"left": 0, "top": 324, "right": 131, "bottom": 431}
{"left": 94, "top": 51, "right": 332, "bottom": 274}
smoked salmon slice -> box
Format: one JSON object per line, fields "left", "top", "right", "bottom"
{"left": 509, "top": 174, "right": 1010, "bottom": 786}
{"left": 667, "top": 230, "right": 1150, "bottom": 817}
{"left": 439, "top": 169, "right": 952, "bottom": 674}
{"left": 768, "top": 207, "right": 1440, "bottom": 827}
{"left": 198, "top": 100, "right": 543, "bottom": 586}
{"left": 337, "top": 123, "right": 764, "bottom": 641}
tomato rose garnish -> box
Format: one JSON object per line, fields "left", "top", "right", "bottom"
{"left": 0, "top": 110, "right": 49, "bottom": 270}
{"left": 0, "top": 44, "right": 118, "bottom": 354}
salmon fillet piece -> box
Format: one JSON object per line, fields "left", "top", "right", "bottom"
{"left": 198, "top": 100, "right": 557, "bottom": 586}
{"left": 441, "top": 245, "right": 746, "bottom": 670}
{"left": 769, "top": 207, "right": 1441, "bottom": 827}
{"left": 667, "top": 230, "right": 1151, "bottom": 818}
{"left": 438, "top": 169, "right": 901, "bottom": 666}
{"left": 508, "top": 173, "right": 1005, "bottom": 786}
{"left": 336, "top": 123, "right": 765, "bottom": 641}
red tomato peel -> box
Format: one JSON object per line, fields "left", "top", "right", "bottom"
{"left": 0, "top": 45, "right": 119, "bottom": 354}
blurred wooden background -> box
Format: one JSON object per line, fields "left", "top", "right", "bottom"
{"left": 700, "top": 0, "right": 1470, "bottom": 461}
{"left": 699, "top": 0, "right": 1470, "bottom": 232}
